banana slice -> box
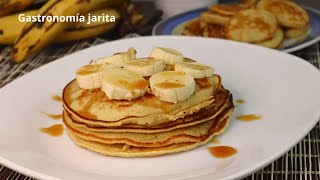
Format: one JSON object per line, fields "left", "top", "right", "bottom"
{"left": 150, "top": 47, "right": 184, "bottom": 65}
{"left": 96, "top": 47, "right": 137, "bottom": 67}
{"left": 101, "top": 68, "right": 149, "bottom": 100}
{"left": 174, "top": 62, "right": 215, "bottom": 79}
{"left": 124, "top": 58, "right": 165, "bottom": 77}
{"left": 76, "top": 64, "right": 105, "bottom": 89}
{"left": 149, "top": 71, "right": 195, "bottom": 103}
{"left": 127, "top": 47, "right": 137, "bottom": 60}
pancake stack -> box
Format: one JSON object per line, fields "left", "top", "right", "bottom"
{"left": 62, "top": 47, "right": 234, "bottom": 157}
{"left": 183, "top": 0, "right": 310, "bottom": 49}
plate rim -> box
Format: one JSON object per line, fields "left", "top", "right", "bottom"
{"left": 152, "top": 6, "right": 320, "bottom": 53}
{"left": 0, "top": 36, "right": 320, "bottom": 180}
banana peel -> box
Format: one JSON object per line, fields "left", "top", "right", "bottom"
{"left": 0, "top": 0, "right": 36, "bottom": 17}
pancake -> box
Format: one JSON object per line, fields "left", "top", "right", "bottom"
{"left": 63, "top": 75, "right": 221, "bottom": 127}
{"left": 257, "top": 0, "right": 309, "bottom": 28}
{"left": 239, "top": 0, "right": 257, "bottom": 8}
{"left": 285, "top": 26, "right": 310, "bottom": 39}
{"left": 200, "top": 12, "right": 231, "bottom": 26}
{"left": 209, "top": 5, "right": 243, "bottom": 16}
{"left": 64, "top": 104, "right": 234, "bottom": 148}
{"left": 66, "top": 88, "right": 232, "bottom": 133}
{"left": 182, "top": 19, "right": 203, "bottom": 36}
{"left": 256, "top": 28, "right": 284, "bottom": 49}
{"left": 202, "top": 23, "right": 226, "bottom": 38}
{"left": 66, "top": 110, "right": 232, "bottom": 157}
{"left": 226, "top": 9, "right": 277, "bottom": 43}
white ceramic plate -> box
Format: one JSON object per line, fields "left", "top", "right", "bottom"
{"left": 0, "top": 36, "right": 320, "bottom": 180}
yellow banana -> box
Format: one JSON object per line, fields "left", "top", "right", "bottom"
{"left": 0, "top": 0, "right": 36, "bottom": 17}
{"left": 0, "top": 9, "right": 120, "bottom": 45}
{"left": 0, "top": 10, "right": 37, "bottom": 45}
{"left": 55, "top": 9, "right": 120, "bottom": 43}
{"left": 11, "top": 0, "right": 126, "bottom": 63}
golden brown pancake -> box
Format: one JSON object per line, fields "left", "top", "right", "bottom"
{"left": 182, "top": 19, "right": 203, "bottom": 36}
{"left": 256, "top": 28, "right": 284, "bottom": 49}
{"left": 285, "top": 26, "right": 310, "bottom": 39}
{"left": 200, "top": 12, "right": 231, "bottom": 26}
{"left": 66, "top": 110, "right": 232, "bottom": 157}
{"left": 209, "top": 5, "right": 243, "bottom": 16}
{"left": 202, "top": 23, "right": 226, "bottom": 39}
{"left": 239, "top": 0, "right": 257, "bottom": 8}
{"left": 63, "top": 53, "right": 235, "bottom": 157}
{"left": 63, "top": 104, "right": 234, "bottom": 148}
{"left": 63, "top": 75, "right": 221, "bottom": 127}
{"left": 226, "top": 9, "right": 277, "bottom": 43}
{"left": 65, "top": 88, "right": 231, "bottom": 133}
{"left": 257, "top": 0, "right": 309, "bottom": 28}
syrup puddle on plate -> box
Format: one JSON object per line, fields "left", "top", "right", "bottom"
{"left": 235, "top": 99, "right": 245, "bottom": 104}
{"left": 43, "top": 112, "right": 62, "bottom": 120}
{"left": 52, "top": 94, "right": 62, "bottom": 102}
{"left": 40, "top": 124, "right": 64, "bottom": 137}
{"left": 236, "top": 114, "right": 262, "bottom": 121}
{"left": 208, "top": 146, "right": 237, "bottom": 158}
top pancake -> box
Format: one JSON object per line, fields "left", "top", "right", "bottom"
{"left": 65, "top": 87, "right": 231, "bottom": 133}
{"left": 63, "top": 75, "right": 221, "bottom": 126}
{"left": 257, "top": 0, "right": 309, "bottom": 28}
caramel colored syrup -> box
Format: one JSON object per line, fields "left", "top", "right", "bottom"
{"left": 40, "top": 124, "right": 63, "bottom": 137}
{"left": 208, "top": 146, "right": 237, "bottom": 158}
{"left": 76, "top": 64, "right": 103, "bottom": 75}
{"left": 235, "top": 99, "right": 245, "bottom": 104}
{"left": 52, "top": 95, "right": 62, "bottom": 102}
{"left": 43, "top": 112, "right": 62, "bottom": 120}
{"left": 211, "top": 137, "right": 220, "bottom": 144}
{"left": 236, "top": 114, "right": 262, "bottom": 121}
{"left": 116, "top": 79, "right": 148, "bottom": 90}
{"left": 133, "top": 79, "right": 149, "bottom": 89}
{"left": 155, "top": 82, "right": 185, "bottom": 89}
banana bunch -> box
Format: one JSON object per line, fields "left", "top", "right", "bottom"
{"left": 12, "top": 0, "right": 127, "bottom": 63}
{"left": 0, "top": 9, "right": 120, "bottom": 45}
{"left": 0, "top": 0, "right": 36, "bottom": 17}
{"left": 76, "top": 47, "right": 216, "bottom": 104}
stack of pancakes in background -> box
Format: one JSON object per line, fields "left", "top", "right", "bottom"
{"left": 62, "top": 47, "right": 234, "bottom": 157}
{"left": 183, "top": 0, "right": 310, "bottom": 49}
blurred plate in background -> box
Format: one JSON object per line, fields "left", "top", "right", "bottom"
{"left": 153, "top": 7, "right": 320, "bottom": 53}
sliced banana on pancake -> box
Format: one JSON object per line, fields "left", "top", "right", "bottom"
{"left": 150, "top": 47, "right": 184, "bottom": 65}
{"left": 175, "top": 62, "right": 215, "bottom": 79}
{"left": 76, "top": 64, "right": 106, "bottom": 89}
{"left": 96, "top": 47, "right": 137, "bottom": 67}
{"left": 124, "top": 58, "right": 165, "bottom": 77}
{"left": 150, "top": 71, "right": 196, "bottom": 103}
{"left": 101, "top": 68, "right": 148, "bottom": 100}
{"left": 127, "top": 47, "right": 137, "bottom": 60}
